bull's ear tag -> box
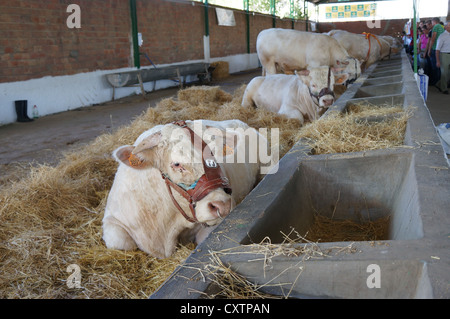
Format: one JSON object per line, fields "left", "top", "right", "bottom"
{"left": 205, "top": 159, "right": 218, "bottom": 168}
{"left": 128, "top": 153, "right": 144, "bottom": 167}
{"left": 223, "top": 144, "right": 234, "bottom": 156}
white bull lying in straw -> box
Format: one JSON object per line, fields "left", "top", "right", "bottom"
{"left": 257, "top": 28, "right": 361, "bottom": 85}
{"left": 103, "top": 119, "right": 276, "bottom": 258}
{"left": 242, "top": 66, "right": 349, "bottom": 124}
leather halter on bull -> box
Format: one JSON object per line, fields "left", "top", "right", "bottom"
{"left": 161, "top": 120, "right": 232, "bottom": 225}
{"left": 308, "top": 66, "right": 335, "bottom": 108}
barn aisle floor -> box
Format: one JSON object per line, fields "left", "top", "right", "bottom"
{"left": 427, "top": 84, "right": 450, "bottom": 126}
{"left": 0, "top": 68, "right": 448, "bottom": 184}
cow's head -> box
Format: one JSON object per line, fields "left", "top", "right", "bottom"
{"left": 296, "top": 66, "right": 348, "bottom": 109}
{"left": 114, "top": 122, "right": 234, "bottom": 227}
{"left": 335, "top": 57, "right": 362, "bottom": 85}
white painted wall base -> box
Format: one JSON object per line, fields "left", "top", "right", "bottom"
{"left": 0, "top": 53, "right": 259, "bottom": 126}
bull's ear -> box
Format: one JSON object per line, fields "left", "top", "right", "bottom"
{"left": 204, "top": 127, "right": 237, "bottom": 158}
{"left": 133, "top": 132, "right": 162, "bottom": 155}
{"left": 331, "top": 66, "right": 344, "bottom": 74}
{"left": 295, "top": 69, "right": 311, "bottom": 85}
{"left": 335, "top": 73, "right": 349, "bottom": 85}
{"left": 113, "top": 145, "right": 148, "bottom": 169}
{"left": 114, "top": 132, "right": 162, "bottom": 169}
{"left": 336, "top": 59, "right": 350, "bottom": 66}
{"left": 295, "top": 69, "right": 310, "bottom": 76}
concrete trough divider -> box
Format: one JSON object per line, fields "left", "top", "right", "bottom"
{"left": 368, "top": 69, "right": 403, "bottom": 78}
{"left": 362, "top": 74, "right": 403, "bottom": 86}
{"left": 354, "top": 82, "right": 403, "bottom": 98}
{"left": 150, "top": 52, "right": 450, "bottom": 299}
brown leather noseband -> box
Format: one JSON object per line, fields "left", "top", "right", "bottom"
{"left": 161, "top": 120, "right": 232, "bottom": 224}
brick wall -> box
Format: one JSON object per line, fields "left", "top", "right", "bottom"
{"left": 136, "top": 0, "right": 204, "bottom": 66}
{"left": 0, "top": 0, "right": 406, "bottom": 84}
{"left": 0, "top": 0, "right": 131, "bottom": 83}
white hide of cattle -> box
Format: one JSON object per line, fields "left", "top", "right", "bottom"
{"left": 379, "top": 35, "right": 403, "bottom": 55}
{"left": 256, "top": 28, "right": 361, "bottom": 85}
{"left": 242, "top": 66, "right": 349, "bottom": 124}
{"left": 102, "top": 119, "right": 266, "bottom": 258}
{"left": 327, "top": 30, "right": 390, "bottom": 69}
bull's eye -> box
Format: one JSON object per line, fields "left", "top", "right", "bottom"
{"left": 170, "top": 162, "right": 185, "bottom": 172}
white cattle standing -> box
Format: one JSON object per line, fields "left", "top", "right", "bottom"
{"left": 242, "top": 66, "right": 349, "bottom": 124}
{"left": 102, "top": 120, "right": 268, "bottom": 258}
{"left": 256, "top": 28, "right": 361, "bottom": 85}
{"left": 379, "top": 35, "right": 403, "bottom": 55}
{"left": 327, "top": 30, "right": 390, "bottom": 69}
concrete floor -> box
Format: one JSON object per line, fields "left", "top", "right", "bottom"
{"left": 0, "top": 68, "right": 449, "bottom": 184}
{"left": 427, "top": 84, "right": 450, "bottom": 126}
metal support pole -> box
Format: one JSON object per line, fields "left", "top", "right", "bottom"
{"left": 304, "top": 0, "right": 308, "bottom": 31}
{"left": 204, "top": 0, "right": 209, "bottom": 37}
{"left": 290, "top": 0, "right": 295, "bottom": 29}
{"left": 129, "top": 0, "right": 140, "bottom": 69}
{"left": 413, "top": 0, "right": 418, "bottom": 74}
{"left": 244, "top": 0, "right": 250, "bottom": 53}
{"left": 270, "top": 0, "right": 276, "bottom": 28}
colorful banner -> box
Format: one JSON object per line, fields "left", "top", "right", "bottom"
{"left": 325, "top": 2, "right": 376, "bottom": 20}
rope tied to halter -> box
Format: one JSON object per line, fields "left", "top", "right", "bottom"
{"left": 362, "top": 32, "right": 382, "bottom": 62}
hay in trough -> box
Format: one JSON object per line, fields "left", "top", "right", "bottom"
{"left": 304, "top": 214, "right": 391, "bottom": 243}
{"left": 296, "top": 102, "right": 413, "bottom": 155}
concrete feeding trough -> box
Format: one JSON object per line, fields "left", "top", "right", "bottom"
{"left": 151, "top": 52, "right": 450, "bottom": 299}
{"left": 242, "top": 151, "right": 422, "bottom": 245}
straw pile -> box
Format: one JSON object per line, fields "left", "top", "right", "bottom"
{"left": 0, "top": 84, "right": 411, "bottom": 299}
{"left": 210, "top": 61, "right": 230, "bottom": 80}
{"left": 295, "top": 102, "right": 413, "bottom": 154}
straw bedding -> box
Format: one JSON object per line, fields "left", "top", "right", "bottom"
{"left": 0, "top": 85, "right": 411, "bottom": 298}
{"left": 295, "top": 102, "right": 412, "bottom": 155}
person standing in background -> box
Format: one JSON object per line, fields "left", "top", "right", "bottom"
{"left": 436, "top": 21, "right": 450, "bottom": 94}
{"left": 427, "top": 17, "right": 445, "bottom": 85}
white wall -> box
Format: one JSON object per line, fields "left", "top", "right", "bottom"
{"left": 0, "top": 53, "right": 259, "bottom": 126}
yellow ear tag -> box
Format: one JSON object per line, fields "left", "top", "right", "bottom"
{"left": 128, "top": 153, "right": 143, "bottom": 167}
{"left": 223, "top": 144, "right": 234, "bottom": 156}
